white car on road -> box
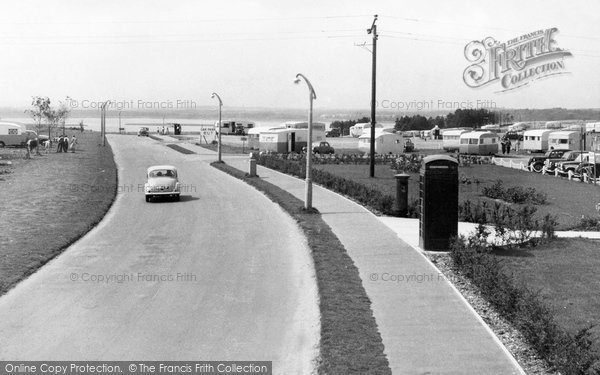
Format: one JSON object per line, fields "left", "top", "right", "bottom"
{"left": 144, "top": 165, "right": 181, "bottom": 202}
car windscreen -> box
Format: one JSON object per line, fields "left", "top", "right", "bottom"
{"left": 149, "top": 170, "right": 176, "bottom": 178}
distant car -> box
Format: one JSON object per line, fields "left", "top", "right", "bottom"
{"left": 404, "top": 139, "right": 415, "bottom": 152}
{"left": 313, "top": 141, "right": 335, "bottom": 154}
{"left": 138, "top": 127, "right": 149, "bottom": 136}
{"left": 528, "top": 149, "right": 568, "bottom": 173}
{"left": 144, "top": 165, "right": 181, "bottom": 202}
{"left": 574, "top": 162, "right": 600, "bottom": 179}
{"left": 553, "top": 151, "right": 588, "bottom": 175}
{"left": 325, "top": 128, "right": 341, "bottom": 137}
{"left": 504, "top": 131, "right": 523, "bottom": 141}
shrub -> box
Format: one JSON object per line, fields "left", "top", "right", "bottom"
{"left": 482, "top": 180, "right": 547, "bottom": 205}
{"left": 449, "top": 232, "right": 600, "bottom": 374}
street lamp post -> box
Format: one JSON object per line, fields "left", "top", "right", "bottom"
{"left": 211, "top": 92, "right": 223, "bottom": 162}
{"left": 294, "top": 73, "right": 316, "bottom": 210}
{"left": 100, "top": 100, "right": 110, "bottom": 147}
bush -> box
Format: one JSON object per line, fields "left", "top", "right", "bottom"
{"left": 450, "top": 231, "right": 600, "bottom": 374}
{"left": 257, "top": 154, "right": 398, "bottom": 216}
{"left": 458, "top": 201, "right": 557, "bottom": 247}
{"left": 482, "top": 180, "right": 547, "bottom": 205}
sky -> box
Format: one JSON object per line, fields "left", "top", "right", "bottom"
{"left": 0, "top": 0, "right": 599, "bottom": 113}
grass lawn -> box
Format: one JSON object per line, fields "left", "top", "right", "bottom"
{"left": 0, "top": 131, "right": 117, "bottom": 296}
{"left": 196, "top": 142, "right": 252, "bottom": 154}
{"left": 496, "top": 238, "right": 600, "bottom": 342}
{"left": 314, "top": 163, "right": 600, "bottom": 229}
{"left": 211, "top": 161, "right": 391, "bottom": 374}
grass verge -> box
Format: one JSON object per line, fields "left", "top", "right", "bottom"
{"left": 313, "top": 163, "right": 600, "bottom": 229}
{"left": 0, "top": 131, "right": 117, "bottom": 296}
{"left": 210, "top": 161, "right": 391, "bottom": 375}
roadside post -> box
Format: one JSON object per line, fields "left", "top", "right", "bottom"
{"left": 394, "top": 173, "right": 410, "bottom": 217}
{"left": 249, "top": 152, "right": 257, "bottom": 177}
{"left": 419, "top": 155, "right": 458, "bottom": 251}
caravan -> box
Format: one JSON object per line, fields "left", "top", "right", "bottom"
{"left": 522, "top": 129, "right": 553, "bottom": 152}
{"left": 458, "top": 131, "right": 499, "bottom": 155}
{"left": 0, "top": 122, "right": 36, "bottom": 148}
{"left": 442, "top": 129, "right": 470, "bottom": 151}
{"left": 548, "top": 131, "right": 580, "bottom": 151}
{"left": 349, "top": 122, "right": 383, "bottom": 137}
{"left": 357, "top": 130, "right": 404, "bottom": 155}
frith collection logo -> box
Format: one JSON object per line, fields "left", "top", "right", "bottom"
{"left": 463, "top": 27, "right": 572, "bottom": 91}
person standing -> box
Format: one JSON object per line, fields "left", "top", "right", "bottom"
{"left": 56, "top": 136, "right": 63, "bottom": 153}
{"left": 63, "top": 135, "right": 69, "bottom": 152}
{"left": 501, "top": 137, "right": 507, "bottom": 154}
{"left": 506, "top": 139, "right": 512, "bottom": 155}
{"left": 69, "top": 135, "right": 77, "bottom": 153}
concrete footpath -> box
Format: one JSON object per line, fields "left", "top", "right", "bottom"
{"left": 221, "top": 155, "right": 525, "bottom": 374}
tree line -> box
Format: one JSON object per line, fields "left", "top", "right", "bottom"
{"left": 330, "top": 108, "right": 501, "bottom": 133}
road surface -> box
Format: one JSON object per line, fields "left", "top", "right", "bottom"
{"left": 0, "top": 135, "right": 319, "bottom": 373}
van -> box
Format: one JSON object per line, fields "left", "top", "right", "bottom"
{"left": 0, "top": 122, "right": 36, "bottom": 148}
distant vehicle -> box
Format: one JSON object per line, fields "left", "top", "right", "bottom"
{"left": 358, "top": 130, "right": 404, "bottom": 154}
{"left": 574, "top": 161, "right": 600, "bottom": 179}
{"left": 527, "top": 149, "right": 568, "bottom": 173}
{"left": 0, "top": 122, "right": 38, "bottom": 148}
{"left": 325, "top": 128, "right": 341, "bottom": 137}
{"left": 144, "top": 165, "right": 181, "bottom": 202}
{"left": 215, "top": 121, "right": 255, "bottom": 135}
{"left": 404, "top": 139, "right": 415, "bottom": 152}
{"left": 548, "top": 131, "right": 580, "bottom": 151}
{"left": 313, "top": 141, "right": 334, "bottom": 154}
{"left": 349, "top": 122, "right": 383, "bottom": 138}
{"left": 504, "top": 131, "right": 523, "bottom": 141}
{"left": 442, "top": 129, "right": 470, "bottom": 152}
{"left": 554, "top": 152, "right": 596, "bottom": 176}
{"left": 507, "top": 122, "right": 534, "bottom": 132}
{"left": 137, "top": 127, "right": 149, "bottom": 136}
{"left": 458, "top": 131, "right": 499, "bottom": 155}
{"left": 522, "top": 129, "right": 553, "bottom": 152}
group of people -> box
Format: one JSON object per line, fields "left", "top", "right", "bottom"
{"left": 500, "top": 136, "right": 512, "bottom": 155}
{"left": 56, "top": 135, "right": 77, "bottom": 153}
{"left": 157, "top": 126, "right": 169, "bottom": 135}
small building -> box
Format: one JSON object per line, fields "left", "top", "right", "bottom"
{"left": 458, "top": 131, "right": 499, "bottom": 155}
{"left": 522, "top": 129, "right": 553, "bottom": 152}
{"left": 357, "top": 130, "right": 404, "bottom": 155}
{"left": 548, "top": 130, "right": 580, "bottom": 151}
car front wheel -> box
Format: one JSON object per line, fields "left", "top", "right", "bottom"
{"left": 531, "top": 163, "right": 543, "bottom": 173}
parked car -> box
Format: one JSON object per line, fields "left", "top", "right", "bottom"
{"left": 528, "top": 149, "right": 568, "bottom": 173}
{"left": 553, "top": 151, "right": 589, "bottom": 175}
{"left": 313, "top": 141, "right": 335, "bottom": 154}
{"left": 144, "top": 165, "right": 181, "bottom": 202}
{"left": 404, "top": 139, "right": 415, "bottom": 152}
{"left": 325, "top": 128, "right": 341, "bottom": 137}
{"left": 504, "top": 131, "right": 523, "bottom": 141}
{"left": 573, "top": 162, "right": 600, "bottom": 179}
{"left": 138, "top": 127, "right": 149, "bottom": 136}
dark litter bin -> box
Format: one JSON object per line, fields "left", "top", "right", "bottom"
{"left": 419, "top": 155, "right": 458, "bottom": 251}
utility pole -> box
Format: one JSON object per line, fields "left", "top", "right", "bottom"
{"left": 368, "top": 15, "right": 378, "bottom": 178}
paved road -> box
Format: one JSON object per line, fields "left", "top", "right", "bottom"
{"left": 0, "top": 135, "right": 319, "bottom": 373}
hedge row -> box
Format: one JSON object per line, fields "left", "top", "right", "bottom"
{"left": 450, "top": 228, "right": 600, "bottom": 374}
